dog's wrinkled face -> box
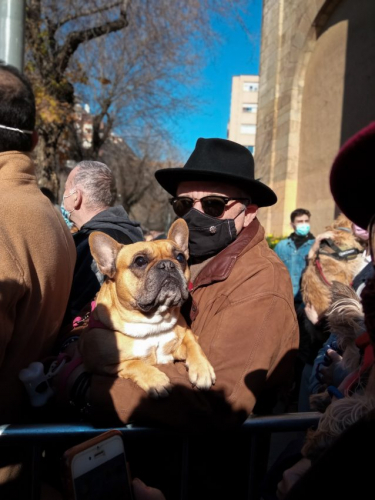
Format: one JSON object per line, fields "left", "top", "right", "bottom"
{"left": 89, "top": 219, "right": 190, "bottom": 314}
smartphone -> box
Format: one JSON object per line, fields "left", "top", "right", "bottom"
{"left": 63, "top": 430, "right": 133, "bottom": 500}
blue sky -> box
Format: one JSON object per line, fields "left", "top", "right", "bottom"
{"left": 171, "top": 1, "right": 263, "bottom": 157}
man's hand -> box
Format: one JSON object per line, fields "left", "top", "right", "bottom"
{"left": 318, "top": 349, "right": 343, "bottom": 386}
{"left": 132, "top": 478, "right": 166, "bottom": 500}
{"left": 307, "top": 231, "right": 335, "bottom": 259}
{"left": 304, "top": 303, "right": 319, "bottom": 325}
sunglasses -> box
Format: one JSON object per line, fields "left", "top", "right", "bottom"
{"left": 169, "top": 195, "right": 250, "bottom": 218}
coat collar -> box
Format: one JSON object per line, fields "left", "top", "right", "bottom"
{"left": 0, "top": 151, "right": 35, "bottom": 179}
{"left": 192, "top": 218, "right": 263, "bottom": 289}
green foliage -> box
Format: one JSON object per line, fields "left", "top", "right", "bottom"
{"left": 266, "top": 234, "right": 287, "bottom": 250}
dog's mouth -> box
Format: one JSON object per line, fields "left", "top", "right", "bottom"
{"left": 137, "top": 276, "right": 188, "bottom": 313}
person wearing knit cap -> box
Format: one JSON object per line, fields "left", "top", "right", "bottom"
{"left": 330, "top": 121, "right": 375, "bottom": 345}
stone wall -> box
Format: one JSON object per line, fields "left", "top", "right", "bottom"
{"left": 255, "top": 0, "right": 375, "bottom": 236}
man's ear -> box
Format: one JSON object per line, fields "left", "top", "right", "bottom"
{"left": 73, "top": 189, "right": 82, "bottom": 209}
{"left": 243, "top": 204, "right": 258, "bottom": 228}
{"left": 89, "top": 231, "right": 122, "bottom": 278}
{"left": 167, "top": 219, "right": 189, "bottom": 259}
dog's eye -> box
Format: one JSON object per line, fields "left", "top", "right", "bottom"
{"left": 134, "top": 256, "right": 148, "bottom": 267}
{"left": 176, "top": 253, "right": 185, "bottom": 264}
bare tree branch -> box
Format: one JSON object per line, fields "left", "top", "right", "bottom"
{"left": 56, "top": 1, "right": 123, "bottom": 29}
{"left": 25, "top": 0, "right": 250, "bottom": 200}
{"left": 57, "top": 1, "right": 129, "bottom": 73}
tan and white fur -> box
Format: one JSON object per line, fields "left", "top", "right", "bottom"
{"left": 301, "top": 214, "right": 364, "bottom": 316}
{"left": 79, "top": 219, "right": 215, "bottom": 397}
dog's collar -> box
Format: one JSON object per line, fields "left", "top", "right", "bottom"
{"left": 317, "top": 238, "right": 363, "bottom": 262}
{"left": 312, "top": 237, "right": 364, "bottom": 288}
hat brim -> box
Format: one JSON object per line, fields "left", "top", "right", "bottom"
{"left": 330, "top": 122, "right": 375, "bottom": 229}
{"left": 155, "top": 168, "right": 277, "bottom": 208}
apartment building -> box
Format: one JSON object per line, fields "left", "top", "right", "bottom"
{"left": 227, "top": 75, "right": 259, "bottom": 154}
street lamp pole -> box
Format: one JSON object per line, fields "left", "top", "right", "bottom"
{"left": 0, "top": 0, "right": 26, "bottom": 71}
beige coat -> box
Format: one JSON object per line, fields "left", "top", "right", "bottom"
{"left": 89, "top": 218, "right": 298, "bottom": 429}
{"left": 0, "top": 152, "right": 76, "bottom": 422}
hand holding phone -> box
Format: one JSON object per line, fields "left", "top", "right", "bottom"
{"left": 63, "top": 430, "right": 133, "bottom": 500}
{"left": 132, "top": 478, "right": 166, "bottom": 500}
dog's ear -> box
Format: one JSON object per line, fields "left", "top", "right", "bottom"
{"left": 167, "top": 219, "right": 189, "bottom": 259}
{"left": 89, "top": 231, "right": 122, "bottom": 278}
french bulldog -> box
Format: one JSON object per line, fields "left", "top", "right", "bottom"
{"left": 79, "top": 218, "right": 216, "bottom": 397}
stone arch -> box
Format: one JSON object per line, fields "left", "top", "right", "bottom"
{"left": 277, "top": 0, "right": 345, "bottom": 234}
{"left": 257, "top": 0, "right": 335, "bottom": 235}
{"left": 296, "top": 0, "right": 375, "bottom": 231}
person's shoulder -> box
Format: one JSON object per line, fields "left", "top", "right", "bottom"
{"left": 305, "top": 235, "right": 315, "bottom": 245}
{"left": 258, "top": 240, "right": 295, "bottom": 298}
{"left": 274, "top": 237, "right": 291, "bottom": 251}
{"left": 238, "top": 239, "right": 293, "bottom": 289}
{"left": 274, "top": 237, "right": 289, "bottom": 247}
{"left": 98, "top": 228, "right": 133, "bottom": 245}
{"left": 262, "top": 244, "right": 293, "bottom": 277}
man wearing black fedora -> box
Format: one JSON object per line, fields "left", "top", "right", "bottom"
{"left": 130, "top": 127, "right": 375, "bottom": 500}
{"left": 84, "top": 138, "right": 298, "bottom": 430}
{"left": 54, "top": 138, "right": 298, "bottom": 500}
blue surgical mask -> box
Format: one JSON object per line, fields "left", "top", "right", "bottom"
{"left": 61, "top": 189, "right": 76, "bottom": 226}
{"left": 295, "top": 223, "right": 310, "bottom": 237}
{"left": 60, "top": 204, "right": 73, "bottom": 229}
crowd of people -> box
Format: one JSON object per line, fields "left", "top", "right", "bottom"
{"left": 1, "top": 61, "right": 375, "bottom": 499}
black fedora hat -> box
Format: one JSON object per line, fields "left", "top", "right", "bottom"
{"left": 330, "top": 122, "right": 375, "bottom": 229}
{"left": 155, "top": 138, "right": 277, "bottom": 208}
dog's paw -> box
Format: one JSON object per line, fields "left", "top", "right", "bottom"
{"left": 119, "top": 364, "right": 172, "bottom": 398}
{"left": 143, "top": 369, "right": 172, "bottom": 398}
{"left": 188, "top": 358, "right": 216, "bottom": 390}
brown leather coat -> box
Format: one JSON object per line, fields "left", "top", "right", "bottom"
{"left": 90, "top": 218, "right": 298, "bottom": 429}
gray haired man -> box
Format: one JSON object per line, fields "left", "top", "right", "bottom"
{"left": 62, "top": 160, "right": 143, "bottom": 323}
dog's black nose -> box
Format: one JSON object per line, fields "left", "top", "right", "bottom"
{"left": 157, "top": 260, "right": 176, "bottom": 271}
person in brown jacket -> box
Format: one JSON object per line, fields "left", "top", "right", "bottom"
{"left": 57, "top": 138, "right": 298, "bottom": 499}
{"left": 0, "top": 63, "right": 76, "bottom": 424}
{"left": 62, "top": 138, "right": 298, "bottom": 427}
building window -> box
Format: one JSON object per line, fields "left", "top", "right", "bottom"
{"left": 242, "top": 103, "right": 258, "bottom": 113}
{"left": 243, "top": 82, "right": 259, "bottom": 92}
{"left": 240, "top": 124, "right": 256, "bottom": 134}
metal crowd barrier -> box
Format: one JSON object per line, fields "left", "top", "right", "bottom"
{"left": 0, "top": 412, "right": 321, "bottom": 500}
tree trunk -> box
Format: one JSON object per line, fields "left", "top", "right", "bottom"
{"left": 34, "top": 125, "right": 63, "bottom": 197}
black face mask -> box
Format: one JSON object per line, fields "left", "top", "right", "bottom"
{"left": 183, "top": 208, "right": 244, "bottom": 259}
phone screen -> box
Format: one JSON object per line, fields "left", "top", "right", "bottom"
{"left": 74, "top": 452, "right": 131, "bottom": 500}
